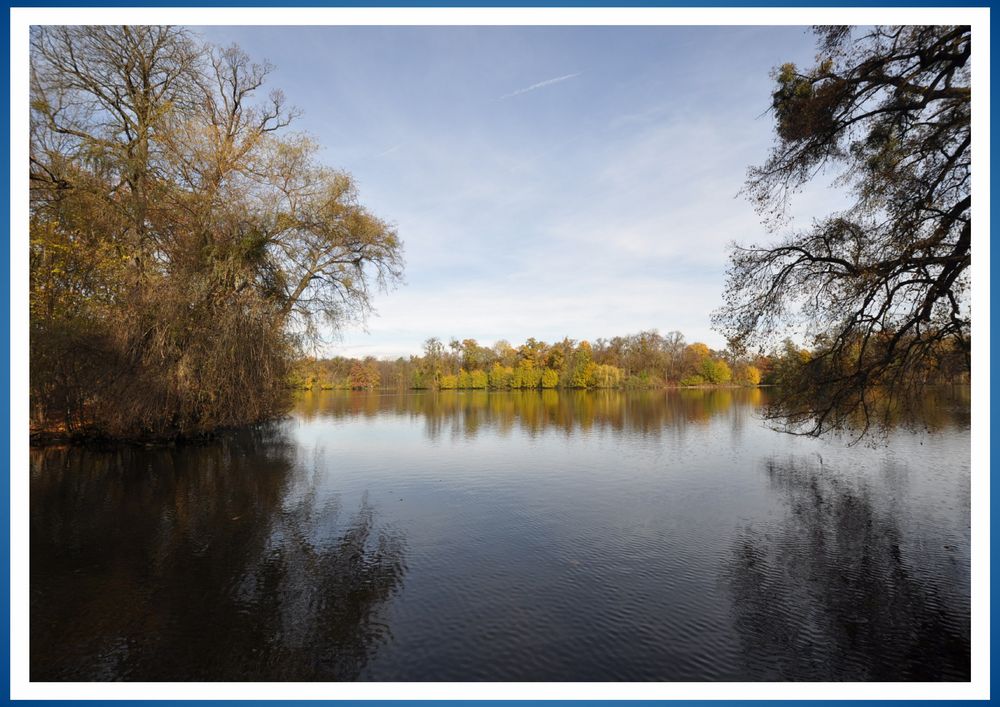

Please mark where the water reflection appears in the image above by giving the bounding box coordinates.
[296,388,764,439]
[31,389,969,682]
[30,427,406,681]
[727,458,970,681]
[295,387,968,442]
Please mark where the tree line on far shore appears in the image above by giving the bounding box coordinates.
[292,331,767,392]
[296,328,969,395]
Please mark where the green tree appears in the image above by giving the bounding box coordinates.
[513,361,542,389]
[489,363,513,389]
[469,369,489,389]
[588,364,623,388]
[700,358,732,385]
[715,26,970,437]
[680,343,711,379]
[411,368,429,390]
[567,341,595,388]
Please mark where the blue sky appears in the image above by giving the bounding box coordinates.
[196,25,831,359]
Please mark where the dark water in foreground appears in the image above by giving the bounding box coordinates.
[31,388,971,681]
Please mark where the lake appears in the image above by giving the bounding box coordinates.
[30,388,971,681]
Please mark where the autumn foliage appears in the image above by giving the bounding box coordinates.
[30,27,402,440]
[292,332,765,392]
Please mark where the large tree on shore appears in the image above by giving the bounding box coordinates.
[715,25,971,437]
[30,26,403,438]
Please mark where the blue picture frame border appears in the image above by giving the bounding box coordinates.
[3,2,992,703]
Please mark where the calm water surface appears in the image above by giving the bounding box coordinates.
[31,388,971,681]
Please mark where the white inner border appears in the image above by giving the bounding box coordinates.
[9,6,991,701]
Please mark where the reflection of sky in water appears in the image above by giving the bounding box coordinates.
[32,389,969,681]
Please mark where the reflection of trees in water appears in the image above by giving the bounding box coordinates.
[30,427,406,681]
[295,386,968,442]
[766,384,971,441]
[295,388,773,440]
[727,458,969,680]
[906,384,970,432]
[239,489,405,680]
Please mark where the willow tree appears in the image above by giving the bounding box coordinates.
[715,26,971,437]
[30,26,402,438]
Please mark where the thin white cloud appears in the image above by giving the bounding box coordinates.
[375,143,402,158]
[498,72,581,100]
